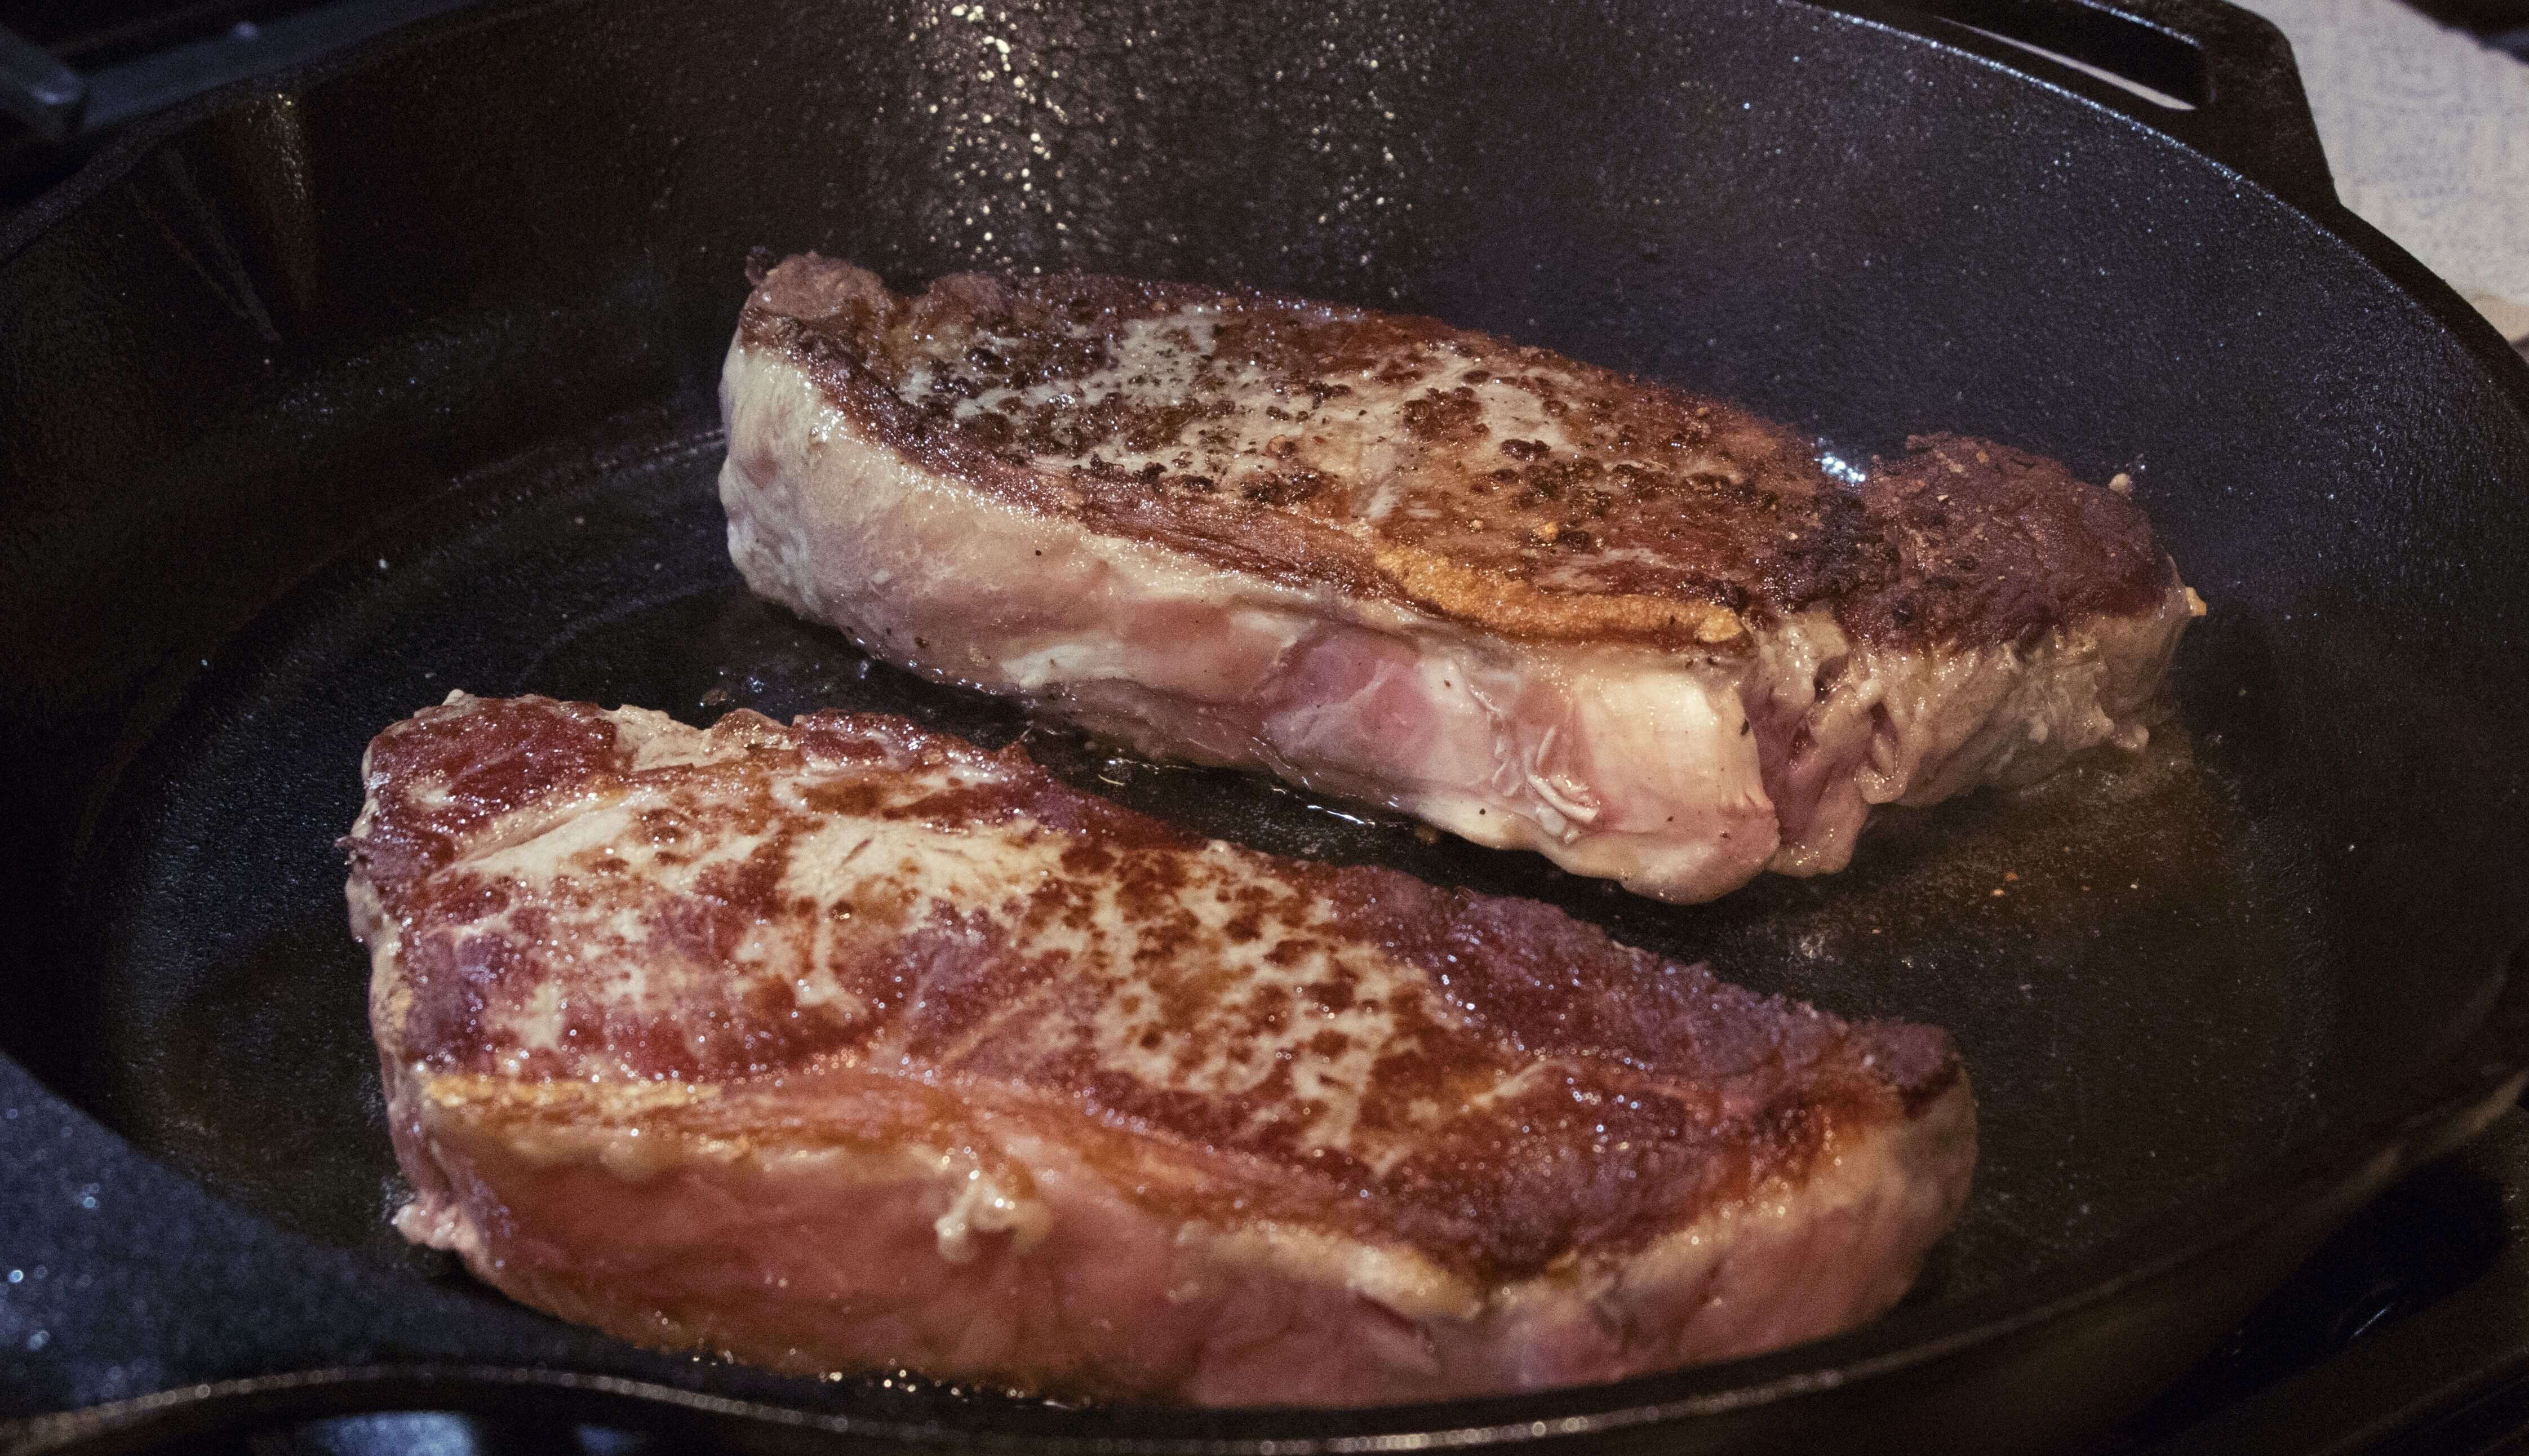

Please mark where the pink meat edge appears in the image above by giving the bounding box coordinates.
[380,1066,1976,1408]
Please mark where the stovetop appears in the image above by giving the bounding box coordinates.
[0,0,470,201]
[7,2,2529,1452]
[2107,1103,2529,1456]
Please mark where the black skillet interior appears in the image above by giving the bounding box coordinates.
[4,0,2529,1450]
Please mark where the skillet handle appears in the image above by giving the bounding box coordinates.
[1904,0,2339,213]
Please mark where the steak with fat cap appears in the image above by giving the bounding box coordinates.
[348,693,1976,1406]
[718,256,2200,902]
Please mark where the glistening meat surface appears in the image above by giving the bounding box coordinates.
[719,256,2200,902]
[346,693,1977,1406]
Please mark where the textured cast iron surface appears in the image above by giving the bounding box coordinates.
[3,0,2528,1448]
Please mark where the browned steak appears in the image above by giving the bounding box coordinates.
[347,693,1976,1406]
[720,256,2200,902]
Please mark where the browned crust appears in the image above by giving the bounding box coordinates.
[352,695,1966,1279]
[736,254,2175,651]
[1844,434,2178,643]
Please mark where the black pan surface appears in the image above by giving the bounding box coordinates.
[3,0,2527,1450]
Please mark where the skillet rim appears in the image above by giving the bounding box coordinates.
[5,0,2529,1445]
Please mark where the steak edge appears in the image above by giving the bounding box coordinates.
[348,693,1976,1406]
[720,256,2202,902]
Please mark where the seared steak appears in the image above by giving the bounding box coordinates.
[719,256,2200,902]
[348,693,1976,1406]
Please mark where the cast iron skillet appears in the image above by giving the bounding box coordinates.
[3,0,2527,1450]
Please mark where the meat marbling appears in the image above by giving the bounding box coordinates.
[348,693,1976,1406]
[718,255,2202,903]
